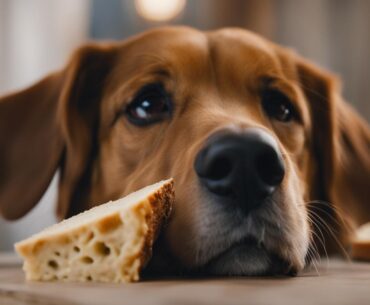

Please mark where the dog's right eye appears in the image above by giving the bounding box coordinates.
[261,89,297,123]
[125,84,171,126]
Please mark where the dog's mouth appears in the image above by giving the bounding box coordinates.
[201,238,297,276]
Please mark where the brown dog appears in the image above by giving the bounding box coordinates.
[0,27,369,276]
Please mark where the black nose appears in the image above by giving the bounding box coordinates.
[194,128,285,212]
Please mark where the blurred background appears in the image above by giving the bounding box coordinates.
[0,0,369,251]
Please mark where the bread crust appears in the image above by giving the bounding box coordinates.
[139,179,174,269]
[352,241,370,261]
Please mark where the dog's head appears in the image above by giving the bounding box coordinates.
[1,27,369,276]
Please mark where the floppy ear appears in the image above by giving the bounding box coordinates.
[296,59,370,231]
[0,73,64,219]
[0,44,116,220]
[330,94,370,225]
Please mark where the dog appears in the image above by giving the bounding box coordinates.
[0,27,369,276]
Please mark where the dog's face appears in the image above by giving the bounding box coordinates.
[90,28,314,275]
[1,27,369,276]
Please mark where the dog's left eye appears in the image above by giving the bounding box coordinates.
[261,89,297,122]
[125,84,171,126]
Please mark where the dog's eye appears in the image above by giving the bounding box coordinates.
[125,84,171,126]
[261,89,296,122]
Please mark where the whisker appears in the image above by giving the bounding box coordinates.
[306,215,325,259]
[306,213,329,268]
[308,208,351,261]
[306,246,320,276]
[306,200,354,234]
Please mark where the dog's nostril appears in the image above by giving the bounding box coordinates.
[206,156,233,180]
[256,150,285,186]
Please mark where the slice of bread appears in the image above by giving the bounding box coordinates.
[15,179,174,283]
[351,222,370,261]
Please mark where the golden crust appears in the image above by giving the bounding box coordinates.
[351,241,370,261]
[139,179,174,269]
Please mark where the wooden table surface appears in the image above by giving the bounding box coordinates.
[0,253,370,305]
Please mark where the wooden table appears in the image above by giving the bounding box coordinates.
[0,253,370,305]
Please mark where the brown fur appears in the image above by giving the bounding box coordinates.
[0,27,369,273]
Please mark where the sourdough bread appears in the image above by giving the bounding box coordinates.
[15,179,174,283]
[351,222,370,261]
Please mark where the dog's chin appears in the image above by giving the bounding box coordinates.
[203,239,296,276]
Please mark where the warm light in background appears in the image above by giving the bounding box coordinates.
[135,0,186,22]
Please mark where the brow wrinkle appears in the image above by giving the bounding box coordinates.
[130,53,172,77]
